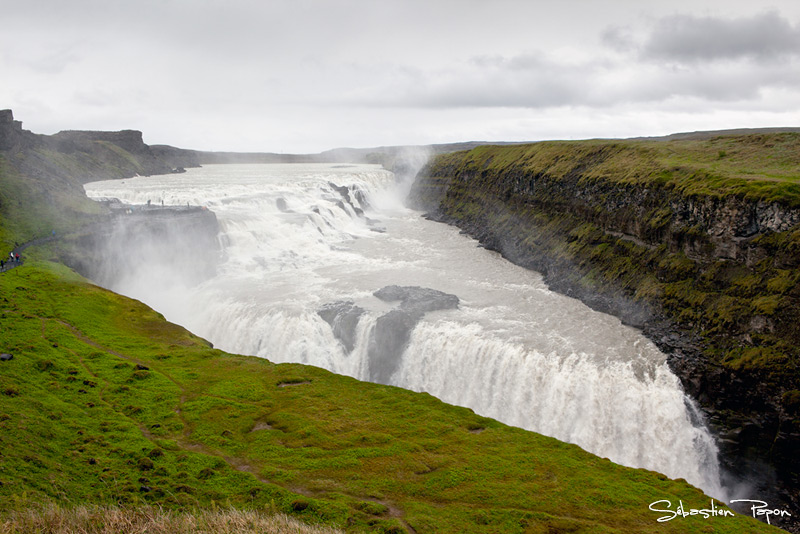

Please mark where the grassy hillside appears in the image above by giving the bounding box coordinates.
[0,260,779,533]
[1,504,342,534]
[0,154,102,250]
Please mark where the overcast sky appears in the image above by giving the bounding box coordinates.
[3,0,800,152]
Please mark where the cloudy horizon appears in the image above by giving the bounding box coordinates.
[3,0,800,153]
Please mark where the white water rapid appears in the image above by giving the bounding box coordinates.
[84,162,725,498]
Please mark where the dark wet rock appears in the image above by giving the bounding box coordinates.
[328,182,352,202]
[369,310,419,383]
[329,182,366,218]
[318,301,366,353]
[354,190,370,210]
[374,285,460,315]
[321,287,460,383]
[368,286,459,383]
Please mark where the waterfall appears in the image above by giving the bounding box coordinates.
[84,162,726,499]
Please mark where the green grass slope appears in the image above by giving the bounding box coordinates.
[0,152,105,252]
[0,261,779,533]
[1,504,344,534]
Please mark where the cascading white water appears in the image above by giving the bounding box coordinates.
[84,162,725,499]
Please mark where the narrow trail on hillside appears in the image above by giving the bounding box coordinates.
[1,234,57,273]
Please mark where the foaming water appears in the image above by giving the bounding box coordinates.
[396,321,720,491]
[84,163,725,498]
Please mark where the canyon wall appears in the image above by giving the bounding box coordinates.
[408,136,800,514]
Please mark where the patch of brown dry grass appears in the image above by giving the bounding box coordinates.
[0,505,344,534]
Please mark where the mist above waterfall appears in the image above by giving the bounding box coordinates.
[83,161,726,499]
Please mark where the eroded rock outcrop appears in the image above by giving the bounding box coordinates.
[0,109,33,151]
[369,286,459,383]
[318,286,459,383]
[0,109,199,181]
[318,301,366,353]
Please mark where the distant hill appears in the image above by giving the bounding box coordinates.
[630,126,800,141]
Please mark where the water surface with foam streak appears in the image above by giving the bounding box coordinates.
[84,163,725,498]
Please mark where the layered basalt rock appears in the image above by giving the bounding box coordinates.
[408,140,800,530]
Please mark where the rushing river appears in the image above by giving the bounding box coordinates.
[84,162,725,498]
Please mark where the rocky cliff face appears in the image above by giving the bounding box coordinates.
[61,205,221,291]
[51,129,149,155]
[409,138,800,526]
[0,109,207,248]
[0,109,35,151]
[0,109,199,182]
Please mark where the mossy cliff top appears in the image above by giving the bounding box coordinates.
[424,133,800,205]
[410,132,800,528]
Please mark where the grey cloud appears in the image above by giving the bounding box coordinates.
[342,46,800,112]
[601,26,637,53]
[24,47,82,74]
[348,54,588,109]
[5,0,800,151]
[642,11,800,62]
